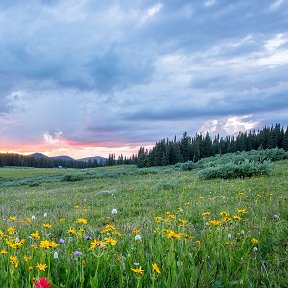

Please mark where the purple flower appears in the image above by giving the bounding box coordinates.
[73,251,82,256]
[84,235,92,240]
[59,238,65,244]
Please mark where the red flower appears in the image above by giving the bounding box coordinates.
[33,277,53,288]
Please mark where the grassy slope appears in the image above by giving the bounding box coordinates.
[0,161,287,287]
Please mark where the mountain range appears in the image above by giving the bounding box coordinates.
[29,153,107,163]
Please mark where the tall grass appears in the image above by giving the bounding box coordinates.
[0,160,287,287]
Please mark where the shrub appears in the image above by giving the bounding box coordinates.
[198,160,271,180]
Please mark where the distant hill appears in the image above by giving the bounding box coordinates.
[29,153,48,159]
[30,153,75,162]
[78,156,107,163]
[51,155,76,161]
[29,153,106,163]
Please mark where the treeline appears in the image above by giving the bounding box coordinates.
[0,154,99,169]
[0,153,138,169]
[137,123,288,167]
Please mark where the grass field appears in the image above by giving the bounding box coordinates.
[0,161,287,287]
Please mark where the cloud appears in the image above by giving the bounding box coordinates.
[0,0,287,157]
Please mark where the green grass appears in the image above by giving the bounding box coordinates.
[0,161,287,287]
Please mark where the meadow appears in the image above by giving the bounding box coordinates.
[0,160,287,287]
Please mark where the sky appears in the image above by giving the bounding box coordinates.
[0,0,288,159]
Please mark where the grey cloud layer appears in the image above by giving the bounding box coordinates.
[0,0,288,147]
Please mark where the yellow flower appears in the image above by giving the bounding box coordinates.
[28,266,33,271]
[8,227,16,235]
[195,240,201,246]
[202,212,211,216]
[220,211,229,217]
[67,228,77,234]
[251,238,259,245]
[168,214,176,219]
[208,220,222,226]
[23,255,32,262]
[105,238,117,246]
[232,215,242,220]
[36,263,47,271]
[40,240,58,249]
[31,232,40,240]
[90,240,106,250]
[9,216,17,221]
[166,230,181,239]
[131,266,144,275]
[59,217,65,222]
[42,223,52,228]
[237,209,247,214]
[154,217,163,224]
[101,224,116,234]
[1,249,8,254]
[76,218,88,224]
[152,263,161,274]
[10,256,18,268]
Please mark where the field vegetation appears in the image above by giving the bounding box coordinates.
[0,154,287,287]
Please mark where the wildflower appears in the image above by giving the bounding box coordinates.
[9,216,17,221]
[84,235,92,240]
[241,230,245,235]
[105,238,117,246]
[31,232,41,240]
[154,217,162,224]
[67,228,77,234]
[36,263,47,271]
[53,252,59,259]
[152,263,161,274]
[1,249,8,254]
[33,277,52,288]
[220,211,229,217]
[253,246,258,252]
[131,266,144,275]
[42,223,52,229]
[59,238,65,244]
[24,255,32,262]
[59,217,65,222]
[101,224,116,234]
[111,209,118,215]
[31,215,36,221]
[132,229,141,234]
[251,238,259,245]
[232,215,242,220]
[135,235,142,241]
[10,256,19,268]
[90,240,106,250]
[73,251,82,256]
[237,209,247,214]
[208,220,222,226]
[76,218,88,224]
[228,234,232,239]
[169,214,176,219]
[43,213,48,218]
[8,227,16,235]
[29,266,33,271]
[202,212,211,216]
[195,240,201,246]
[39,240,58,249]
[166,230,181,239]
[273,214,280,219]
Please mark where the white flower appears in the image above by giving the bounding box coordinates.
[43,213,48,218]
[15,237,20,243]
[228,234,232,239]
[135,235,142,241]
[31,215,36,221]
[240,230,245,235]
[53,252,59,259]
[253,246,258,252]
[134,262,140,266]
[111,209,118,215]
[273,214,280,219]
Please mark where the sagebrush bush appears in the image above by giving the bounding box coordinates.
[198,160,271,180]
